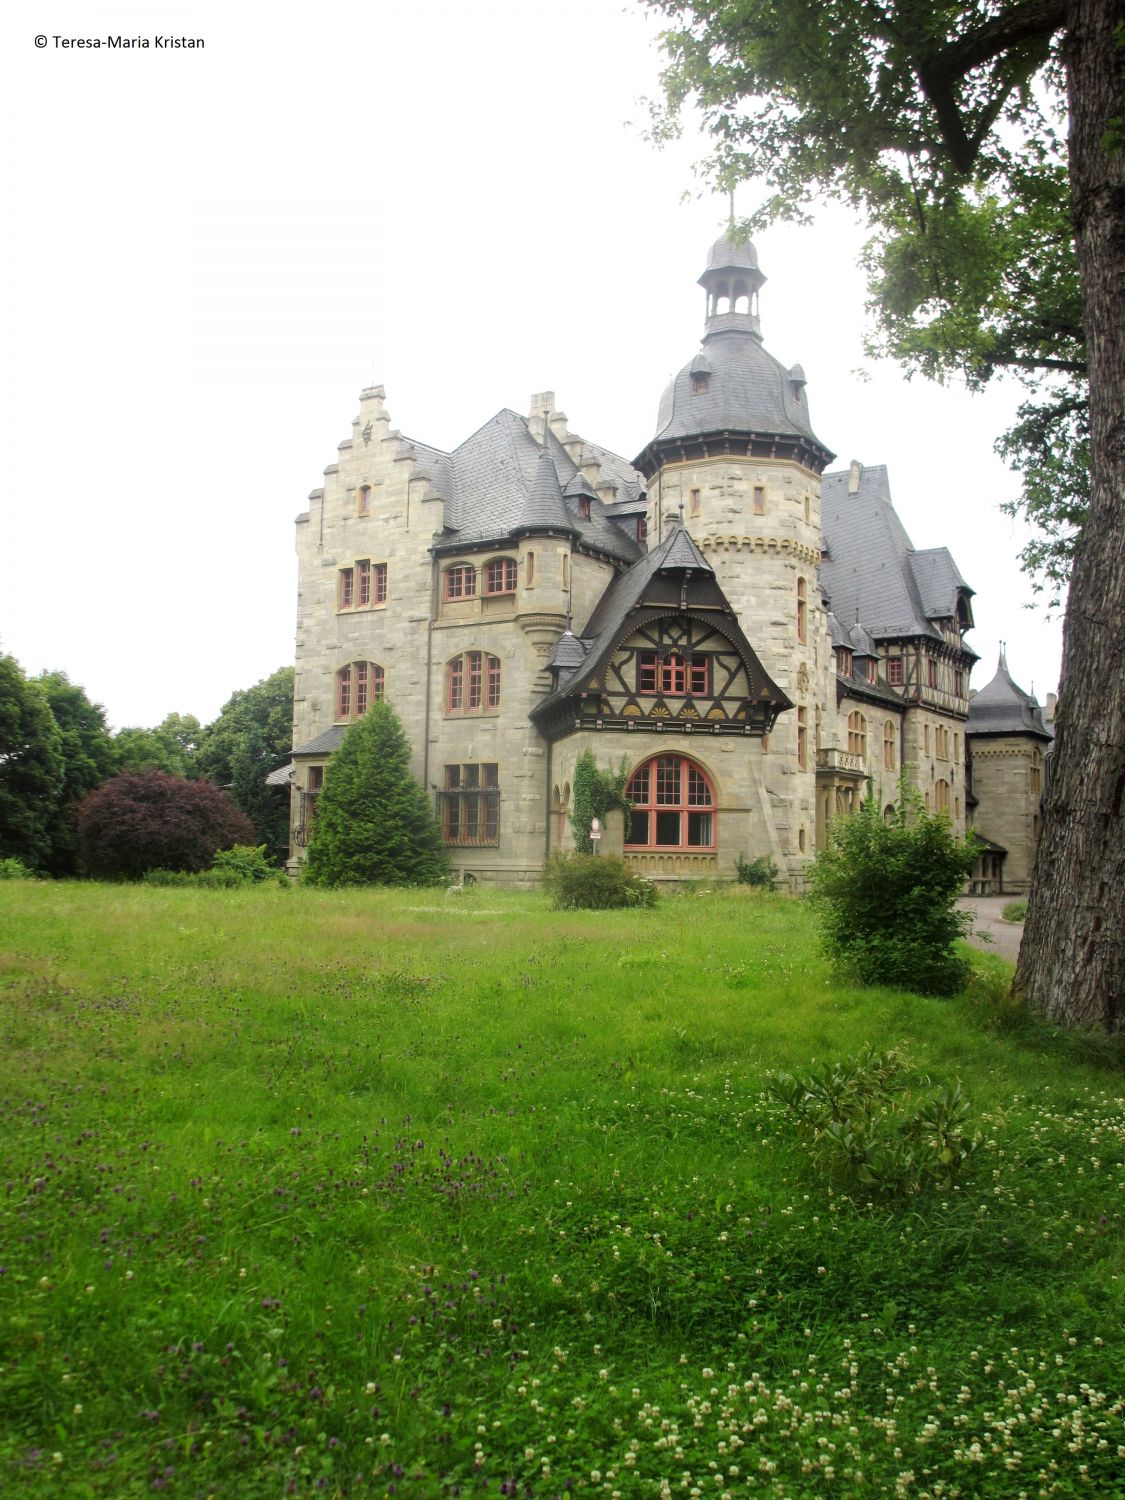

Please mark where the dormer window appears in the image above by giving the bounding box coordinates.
[691,372,710,395]
[578,497,591,520]
[866,658,878,684]
[637,515,648,543]
[837,648,853,677]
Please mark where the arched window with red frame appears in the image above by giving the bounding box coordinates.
[336,661,385,720]
[624,754,716,850]
[444,563,477,600]
[484,557,517,595]
[446,651,501,713]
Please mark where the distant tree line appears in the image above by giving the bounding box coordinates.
[0,654,294,876]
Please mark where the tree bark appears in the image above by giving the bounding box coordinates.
[1013,0,1125,1027]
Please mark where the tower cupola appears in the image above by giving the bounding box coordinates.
[698,233,766,341]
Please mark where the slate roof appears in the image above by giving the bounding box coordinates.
[700,233,761,277]
[292,726,348,756]
[265,761,295,786]
[399,411,644,564]
[653,330,827,449]
[967,652,1053,740]
[820,465,975,645]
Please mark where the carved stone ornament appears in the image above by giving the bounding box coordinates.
[361,421,373,445]
[797,662,810,693]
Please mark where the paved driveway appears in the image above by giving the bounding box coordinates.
[957,895,1024,963]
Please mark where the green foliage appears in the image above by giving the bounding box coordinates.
[0,652,64,871]
[735,852,778,888]
[768,1049,979,1197]
[1002,898,1029,923]
[0,856,35,880]
[543,851,658,909]
[34,671,117,876]
[112,715,202,778]
[570,750,631,853]
[142,866,245,889]
[645,0,1083,592]
[76,771,256,880]
[808,783,978,995]
[302,700,448,888]
[210,843,284,884]
[196,667,294,860]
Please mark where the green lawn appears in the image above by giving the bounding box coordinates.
[0,881,1121,1498]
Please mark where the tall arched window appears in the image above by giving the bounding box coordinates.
[796,577,807,644]
[624,755,715,850]
[883,720,897,771]
[935,778,951,813]
[847,711,867,757]
[446,651,501,713]
[336,661,384,720]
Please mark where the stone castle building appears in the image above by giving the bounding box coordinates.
[281,237,1047,889]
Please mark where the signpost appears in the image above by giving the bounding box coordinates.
[590,816,601,855]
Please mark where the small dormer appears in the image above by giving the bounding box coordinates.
[690,352,712,395]
[563,469,598,523]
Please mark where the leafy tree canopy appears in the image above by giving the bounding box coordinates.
[76,771,255,881]
[0,654,64,871]
[195,667,294,860]
[303,700,448,889]
[34,671,118,876]
[645,0,1083,597]
[113,714,203,778]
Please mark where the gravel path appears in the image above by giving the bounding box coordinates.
[957,895,1024,963]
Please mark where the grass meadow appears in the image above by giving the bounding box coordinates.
[0,880,1121,1498]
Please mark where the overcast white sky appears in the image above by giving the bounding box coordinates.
[1,0,1064,731]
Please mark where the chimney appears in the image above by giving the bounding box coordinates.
[848,459,863,495]
[1045,691,1057,722]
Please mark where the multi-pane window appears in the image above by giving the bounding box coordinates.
[637,516,648,543]
[796,577,807,644]
[797,706,808,770]
[441,763,499,846]
[866,658,878,684]
[637,652,710,696]
[484,557,517,595]
[444,563,477,600]
[935,779,951,813]
[341,560,386,608]
[336,661,384,720]
[1029,762,1042,794]
[847,711,867,757]
[887,657,904,687]
[446,652,501,713]
[837,648,853,677]
[625,754,715,850]
[883,720,897,771]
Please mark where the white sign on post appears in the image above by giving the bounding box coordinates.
[590,816,602,853]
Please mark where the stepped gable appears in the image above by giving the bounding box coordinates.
[968,651,1053,740]
[821,464,975,647]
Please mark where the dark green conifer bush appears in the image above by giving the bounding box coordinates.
[302,701,448,888]
[808,784,978,996]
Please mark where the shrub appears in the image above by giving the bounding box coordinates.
[0,856,35,880]
[76,772,255,880]
[735,852,779,888]
[142,868,244,889]
[211,843,282,883]
[303,701,448,888]
[543,853,657,910]
[1002,899,1028,923]
[808,784,978,996]
[768,1049,979,1197]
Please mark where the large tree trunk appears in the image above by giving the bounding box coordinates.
[1014,0,1125,1027]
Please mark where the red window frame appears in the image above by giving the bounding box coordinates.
[637,516,648,543]
[374,562,387,605]
[887,658,904,687]
[442,762,500,846]
[624,754,716,851]
[338,568,354,609]
[837,648,852,676]
[866,658,878,684]
[357,559,371,607]
[637,652,709,696]
[953,669,964,695]
[336,661,384,720]
[484,557,516,595]
[446,652,500,713]
[445,564,477,600]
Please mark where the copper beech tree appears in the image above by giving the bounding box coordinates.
[646,0,1124,1026]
